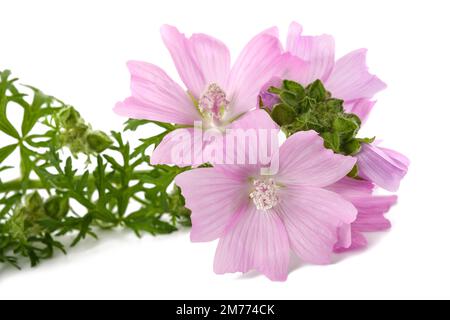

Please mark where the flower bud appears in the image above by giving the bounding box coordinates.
[24,191,44,213]
[57,106,81,129]
[44,196,70,219]
[86,131,113,153]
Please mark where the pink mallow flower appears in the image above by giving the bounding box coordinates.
[175,111,358,281]
[261,22,409,191]
[115,25,284,166]
[262,22,386,122]
[326,177,398,252]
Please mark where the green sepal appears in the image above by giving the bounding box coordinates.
[343,139,362,155]
[357,136,376,144]
[268,86,283,95]
[347,165,359,178]
[282,80,305,99]
[280,91,298,108]
[271,103,296,126]
[305,79,329,102]
[322,132,341,152]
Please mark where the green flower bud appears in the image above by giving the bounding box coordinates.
[267,78,374,157]
[6,208,27,242]
[58,106,81,129]
[11,192,48,237]
[61,124,89,154]
[25,191,44,213]
[86,131,113,153]
[44,196,70,219]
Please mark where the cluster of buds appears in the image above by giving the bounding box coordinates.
[7,192,69,240]
[57,106,113,155]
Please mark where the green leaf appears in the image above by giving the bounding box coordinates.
[21,87,53,136]
[124,119,152,131]
[0,70,191,270]
[0,166,13,173]
[0,71,21,139]
[70,213,96,247]
[0,99,21,140]
[271,104,296,126]
[0,193,22,219]
[125,215,177,236]
[0,144,17,163]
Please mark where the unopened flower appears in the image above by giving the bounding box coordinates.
[57,106,112,155]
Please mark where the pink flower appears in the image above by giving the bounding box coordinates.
[175,111,358,281]
[326,177,398,252]
[115,25,284,166]
[261,22,409,191]
[278,22,386,120]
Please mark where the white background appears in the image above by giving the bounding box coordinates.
[0,0,449,299]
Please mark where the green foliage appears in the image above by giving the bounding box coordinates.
[0,70,190,269]
[266,79,374,157]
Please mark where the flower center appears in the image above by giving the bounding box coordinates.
[198,83,229,125]
[249,179,279,211]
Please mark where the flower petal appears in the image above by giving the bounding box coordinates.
[357,143,409,192]
[189,33,230,88]
[276,131,356,187]
[325,49,387,102]
[286,22,303,53]
[276,186,357,264]
[286,23,335,84]
[213,110,280,178]
[334,231,367,253]
[326,177,374,197]
[259,76,283,109]
[160,25,206,98]
[380,146,410,169]
[114,61,200,124]
[345,99,376,124]
[260,26,280,38]
[273,53,309,85]
[175,168,249,242]
[226,33,283,118]
[214,204,290,281]
[151,128,203,166]
[335,223,352,249]
[351,195,397,232]
[333,195,396,252]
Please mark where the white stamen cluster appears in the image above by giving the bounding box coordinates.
[249,179,279,211]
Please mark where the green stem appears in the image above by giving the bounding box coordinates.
[0,170,156,194]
